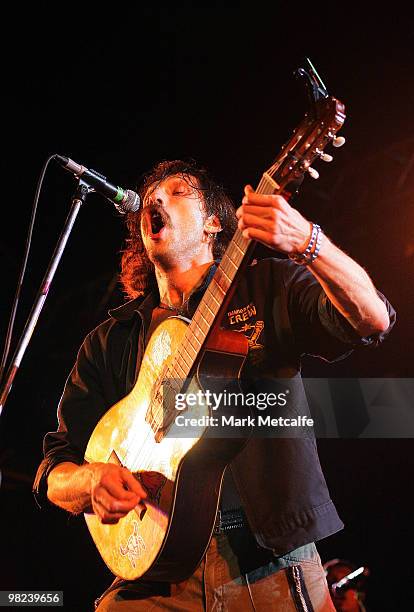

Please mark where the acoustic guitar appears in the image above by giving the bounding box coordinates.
[84,59,346,581]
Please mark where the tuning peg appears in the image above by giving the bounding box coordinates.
[320,152,333,162]
[332,136,346,148]
[308,167,319,179]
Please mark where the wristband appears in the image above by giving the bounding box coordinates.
[289,223,323,265]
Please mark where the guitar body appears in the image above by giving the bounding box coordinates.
[84,316,249,581]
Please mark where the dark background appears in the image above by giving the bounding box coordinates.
[1,3,413,610]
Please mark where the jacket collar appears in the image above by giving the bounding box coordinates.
[108,288,159,322]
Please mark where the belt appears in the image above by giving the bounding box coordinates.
[213,507,246,535]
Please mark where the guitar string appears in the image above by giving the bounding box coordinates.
[121,266,235,469]
[127,176,276,474]
[128,288,221,472]
[125,174,275,473]
[125,173,276,475]
[131,231,251,471]
[125,258,237,472]
[127,250,238,469]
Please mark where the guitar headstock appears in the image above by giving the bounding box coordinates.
[259,59,346,197]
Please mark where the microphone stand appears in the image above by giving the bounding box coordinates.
[0,181,92,416]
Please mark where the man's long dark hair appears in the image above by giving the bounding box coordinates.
[120,159,238,299]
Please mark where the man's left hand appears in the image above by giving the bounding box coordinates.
[236,185,311,255]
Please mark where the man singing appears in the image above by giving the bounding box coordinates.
[34,159,395,610]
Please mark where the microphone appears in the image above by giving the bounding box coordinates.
[55,154,140,214]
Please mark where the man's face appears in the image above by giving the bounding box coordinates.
[140,174,212,268]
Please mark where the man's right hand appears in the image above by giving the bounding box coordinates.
[88,463,147,524]
[47,461,147,523]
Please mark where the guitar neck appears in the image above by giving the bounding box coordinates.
[166,94,345,382]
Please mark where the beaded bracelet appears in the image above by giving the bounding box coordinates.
[289,223,323,265]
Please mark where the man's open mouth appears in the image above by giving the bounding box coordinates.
[147,207,168,238]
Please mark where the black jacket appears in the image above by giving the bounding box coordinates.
[33,258,396,555]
